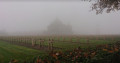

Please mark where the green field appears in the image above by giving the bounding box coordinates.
[37,38,114,51]
[0,41,46,63]
[0,36,120,62]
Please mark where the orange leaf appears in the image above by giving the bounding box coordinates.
[114,48,119,52]
[103,49,108,51]
[36,59,43,63]
[90,52,96,58]
[13,59,18,63]
[53,54,58,59]
[84,52,88,58]
[108,50,114,53]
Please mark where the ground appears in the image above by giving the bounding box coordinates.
[0,36,119,62]
[0,41,46,63]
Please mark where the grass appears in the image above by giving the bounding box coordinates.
[36,38,114,51]
[0,36,120,62]
[0,41,46,63]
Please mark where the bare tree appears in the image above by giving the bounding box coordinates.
[91,0,120,14]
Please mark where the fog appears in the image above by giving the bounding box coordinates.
[0,1,120,36]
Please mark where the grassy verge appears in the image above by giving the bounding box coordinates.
[0,41,47,63]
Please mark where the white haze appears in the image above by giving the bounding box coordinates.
[0,1,120,35]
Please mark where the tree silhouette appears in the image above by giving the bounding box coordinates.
[45,18,73,35]
[89,0,120,14]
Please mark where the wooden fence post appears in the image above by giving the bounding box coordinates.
[70,37,73,42]
[39,39,43,48]
[51,39,53,51]
[32,38,35,46]
[112,37,114,42]
[48,39,51,50]
[96,36,98,40]
[86,38,89,43]
[39,39,41,48]
[103,36,106,40]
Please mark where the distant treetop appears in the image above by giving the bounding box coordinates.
[44,18,73,35]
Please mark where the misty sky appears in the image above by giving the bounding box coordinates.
[0,1,120,35]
